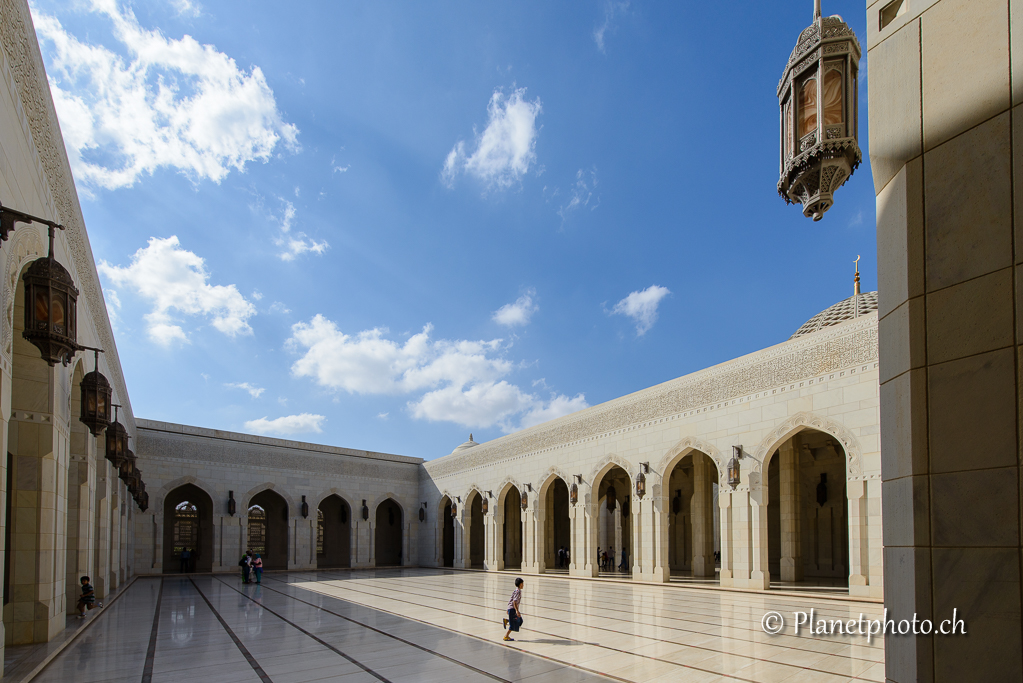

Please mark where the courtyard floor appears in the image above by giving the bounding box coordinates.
[32,568,885,683]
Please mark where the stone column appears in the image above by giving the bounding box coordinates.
[568,497,588,577]
[581,498,599,577]
[778,439,803,582]
[456,508,469,569]
[492,508,504,570]
[484,509,497,570]
[6,406,70,645]
[613,506,622,564]
[691,455,715,578]
[93,462,111,595]
[521,504,541,574]
[718,490,733,586]
[635,490,669,583]
[749,480,770,590]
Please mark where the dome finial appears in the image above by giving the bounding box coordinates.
[854,255,861,295]
[469,433,474,442]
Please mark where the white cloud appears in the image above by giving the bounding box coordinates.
[442,87,542,191]
[610,285,671,336]
[286,315,586,431]
[558,167,599,220]
[269,301,291,314]
[594,1,630,53]
[519,393,589,429]
[377,412,389,420]
[32,0,298,192]
[270,198,328,261]
[492,289,538,327]
[226,382,265,398]
[98,235,256,345]
[244,413,325,436]
[170,0,201,18]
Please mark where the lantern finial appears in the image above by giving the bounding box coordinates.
[854,255,861,295]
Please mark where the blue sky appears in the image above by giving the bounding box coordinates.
[29,0,876,459]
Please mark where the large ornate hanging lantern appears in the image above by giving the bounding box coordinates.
[777,0,861,221]
[605,485,617,512]
[635,472,646,499]
[79,348,112,436]
[22,225,79,365]
[481,495,489,515]
[137,488,149,512]
[105,405,129,469]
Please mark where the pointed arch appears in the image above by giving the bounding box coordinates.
[152,476,216,514]
[243,482,296,511]
[752,411,863,475]
[495,477,520,507]
[586,453,634,488]
[310,487,354,511]
[657,437,725,486]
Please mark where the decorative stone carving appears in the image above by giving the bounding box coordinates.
[425,318,876,480]
[655,437,725,486]
[750,411,863,476]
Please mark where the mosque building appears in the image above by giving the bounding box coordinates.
[4,0,1016,681]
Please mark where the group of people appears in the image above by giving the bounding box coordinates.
[597,546,628,572]
[555,546,571,568]
[239,551,264,584]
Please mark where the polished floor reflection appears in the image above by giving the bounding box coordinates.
[34,569,884,682]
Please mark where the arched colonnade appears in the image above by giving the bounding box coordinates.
[432,420,878,594]
[153,483,412,573]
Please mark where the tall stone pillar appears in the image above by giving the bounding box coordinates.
[456,509,470,569]
[749,481,770,590]
[691,455,715,578]
[6,399,71,645]
[93,462,111,595]
[581,498,600,577]
[609,505,617,564]
[634,490,669,583]
[568,497,589,577]
[718,490,733,586]
[521,504,541,573]
[778,439,803,582]
[484,509,497,570]
[868,1,1022,679]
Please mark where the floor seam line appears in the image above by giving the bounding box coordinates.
[187,577,274,683]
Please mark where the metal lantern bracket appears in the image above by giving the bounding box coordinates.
[0,201,63,245]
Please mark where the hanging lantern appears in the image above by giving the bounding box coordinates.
[569,483,578,506]
[137,489,149,512]
[606,485,617,512]
[361,500,369,521]
[519,491,527,511]
[419,505,426,523]
[118,447,136,484]
[451,501,458,517]
[301,495,309,518]
[79,348,112,436]
[635,472,646,499]
[777,1,861,221]
[672,490,682,515]
[105,406,129,470]
[621,496,630,518]
[22,225,79,366]
[481,495,489,515]
[727,453,741,490]
[228,491,237,516]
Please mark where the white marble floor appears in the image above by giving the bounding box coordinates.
[33,569,884,683]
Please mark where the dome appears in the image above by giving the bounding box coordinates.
[790,290,878,340]
[452,434,480,454]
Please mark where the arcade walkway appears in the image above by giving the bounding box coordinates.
[32,569,884,683]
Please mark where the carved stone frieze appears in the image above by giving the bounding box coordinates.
[0,0,135,431]
[425,317,877,480]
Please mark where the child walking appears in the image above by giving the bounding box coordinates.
[502,578,524,641]
[76,576,101,618]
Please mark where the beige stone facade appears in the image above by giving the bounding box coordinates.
[869,0,1023,680]
[419,312,882,598]
[0,0,139,664]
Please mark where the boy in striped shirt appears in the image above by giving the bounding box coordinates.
[502,578,524,641]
